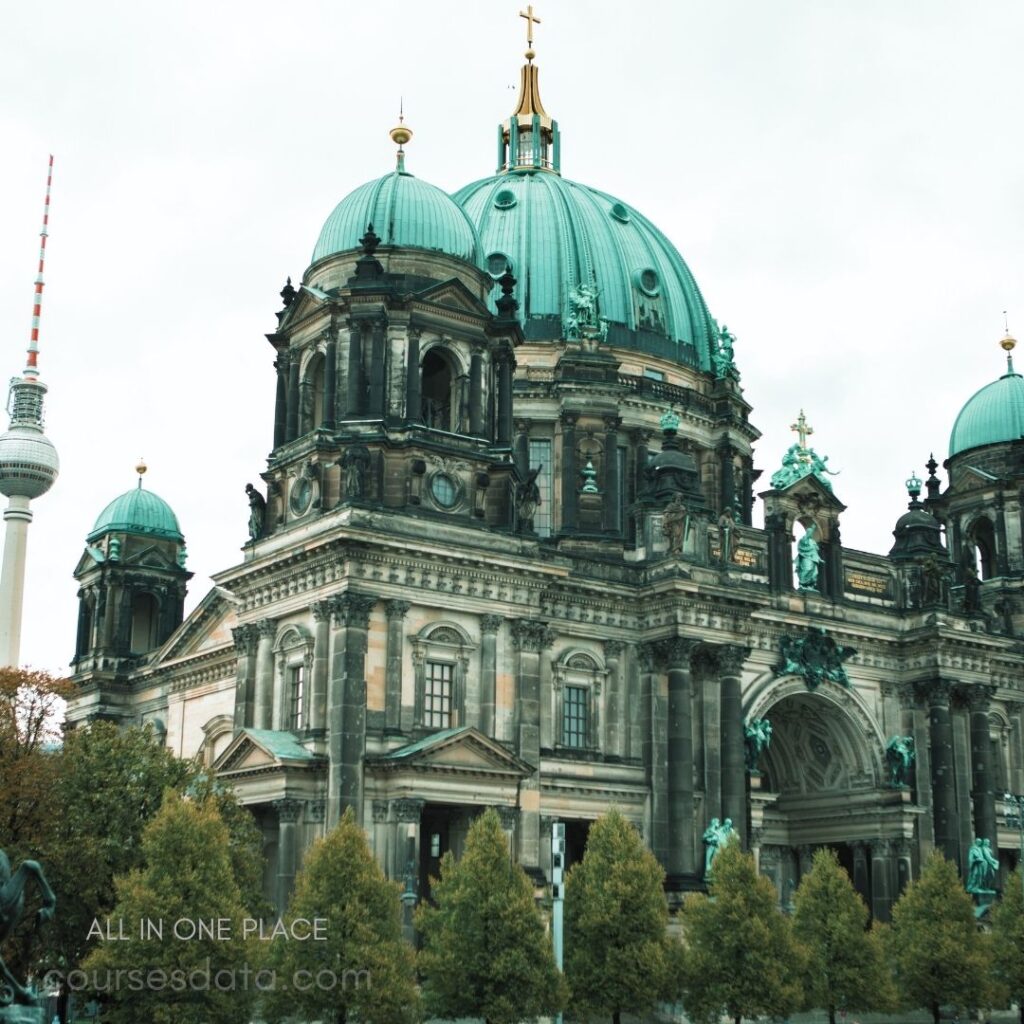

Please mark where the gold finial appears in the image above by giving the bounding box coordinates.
[520,4,541,60]
[389,98,412,148]
[136,457,147,488]
[790,409,813,452]
[1001,310,1016,351]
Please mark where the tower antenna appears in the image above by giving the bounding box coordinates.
[25,155,53,380]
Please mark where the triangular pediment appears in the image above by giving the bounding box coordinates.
[213,727,323,775]
[157,587,238,661]
[123,543,177,570]
[769,472,847,513]
[370,726,534,777]
[415,278,492,317]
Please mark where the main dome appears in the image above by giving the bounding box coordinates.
[454,171,717,371]
[88,486,183,543]
[949,368,1024,456]
[312,170,481,266]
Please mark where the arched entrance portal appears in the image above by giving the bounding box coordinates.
[747,680,918,921]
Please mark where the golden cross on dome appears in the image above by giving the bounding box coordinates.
[790,409,813,451]
[519,5,541,51]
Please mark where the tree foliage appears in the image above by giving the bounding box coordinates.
[82,790,257,1024]
[681,841,804,1024]
[889,852,992,1024]
[987,868,1024,1024]
[416,808,566,1024]
[264,806,420,1024]
[565,809,678,1022]
[793,847,896,1024]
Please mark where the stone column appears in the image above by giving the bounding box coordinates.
[323,325,337,430]
[765,512,793,594]
[274,798,303,914]
[638,642,667,864]
[231,624,259,730]
[469,345,484,436]
[966,684,998,846]
[719,443,737,511]
[632,428,652,497]
[254,618,277,731]
[286,351,300,443]
[849,840,870,906]
[383,600,410,733]
[479,614,502,737]
[1007,701,1024,795]
[405,328,421,424]
[718,644,750,849]
[870,838,895,922]
[511,619,554,875]
[393,798,424,900]
[895,837,913,895]
[603,415,621,534]
[661,637,698,878]
[496,352,513,447]
[701,656,722,826]
[371,800,390,874]
[369,319,386,417]
[346,322,365,418]
[919,680,959,865]
[273,350,288,449]
[995,492,1010,576]
[604,640,626,758]
[310,601,331,736]
[560,412,578,533]
[496,804,519,854]
[514,418,531,475]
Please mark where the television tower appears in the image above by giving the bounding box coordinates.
[0,156,60,666]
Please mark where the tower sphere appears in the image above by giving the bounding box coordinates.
[0,425,59,499]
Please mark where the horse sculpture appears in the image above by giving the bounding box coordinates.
[0,849,56,1008]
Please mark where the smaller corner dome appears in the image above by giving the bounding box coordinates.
[949,371,1024,457]
[312,172,481,266]
[88,487,184,543]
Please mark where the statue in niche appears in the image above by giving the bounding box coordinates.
[795,523,824,589]
[963,564,982,613]
[702,817,736,878]
[0,849,57,1008]
[744,718,773,772]
[662,495,689,556]
[245,483,266,541]
[921,555,945,605]
[966,837,999,894]
[885,735,915,787]
[718,506,740,565]
[515,466,542,532]
[341,445,371,500]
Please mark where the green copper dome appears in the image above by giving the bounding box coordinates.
[453,172,718,370]
[949,369,1024,456]
[312,171,481,266]
[88,486,184,543]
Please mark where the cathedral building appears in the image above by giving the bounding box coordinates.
[66,25,1024,922]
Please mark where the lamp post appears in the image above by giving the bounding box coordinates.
[1003,792,1024,897]
[551,822,565,1024]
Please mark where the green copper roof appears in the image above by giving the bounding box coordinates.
[453,172,718,369]
[244,728,318,761]
[949,370,1024,456]
[88,485,183,543]
[312,171,481,266]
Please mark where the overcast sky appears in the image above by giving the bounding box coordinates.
[1,1,1022,673]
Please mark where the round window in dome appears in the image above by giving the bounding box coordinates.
[487,252,512,278]
[430,472,459,509]
[494,190,517,210]
[610,202,631,223]
[634,268,660,297]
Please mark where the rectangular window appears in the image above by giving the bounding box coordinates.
[643,367,666,381]
[528,438,553,538]
[289,665,305,731]
[424,661,453,729]
[562,685,588,748]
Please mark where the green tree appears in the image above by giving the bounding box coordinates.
[987,868,1024,1024]
[565,809,678,1022]
[416,808,567,1024]
[889,852,992,1024]
[681,841,804,1024]
[263,806,420,1024]
[82,790,257,1024]
[793,847,896,1024]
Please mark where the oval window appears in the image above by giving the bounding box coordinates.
[610,202,631,223]
[494,189,517,210]
[487,252,512,278]
[634,267,660,297]
[431,473,458,509]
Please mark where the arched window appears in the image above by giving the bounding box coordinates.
[130,593,160,654]
[553,651,607,752]
[969,518,997,580]
[421,349,453,431]
[301,353,325,435]
[410,622,476,732]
